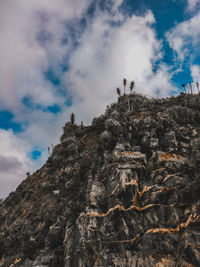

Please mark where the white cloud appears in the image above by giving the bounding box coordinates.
[166,10,200,89]
[0,0,91,111]
[190,65,200,93]
[187,0,200,10]
[0,129,33,198]
[64,10,175,120]
[166,12,200,61]
[18,110,63,149]
[191,64,200,81]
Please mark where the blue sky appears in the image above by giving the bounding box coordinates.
[0,0,200,197]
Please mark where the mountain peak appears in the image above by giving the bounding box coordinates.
[0,93,200,266]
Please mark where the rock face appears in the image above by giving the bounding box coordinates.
[0,93,200,267]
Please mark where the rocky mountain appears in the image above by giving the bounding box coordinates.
[0,93,200,267]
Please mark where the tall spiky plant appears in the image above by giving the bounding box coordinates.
[123,78,127,95]
[116,88,121,97]
[196,82,200,94]
[182,84,186,94]
[129,80,135,94]
[189,82,193,95]
[70,113,75,125]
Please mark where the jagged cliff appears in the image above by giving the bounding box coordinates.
[0,93,200,267]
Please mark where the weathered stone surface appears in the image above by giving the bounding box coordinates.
[0,93,200,266]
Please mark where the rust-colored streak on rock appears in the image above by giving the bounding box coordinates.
[9,258,21,267]
[158,152,185,162]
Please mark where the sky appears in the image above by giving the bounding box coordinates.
[0,0,200,198]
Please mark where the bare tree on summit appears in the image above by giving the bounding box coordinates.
[123,78,127,95]
[70,113,75,125]
[116,88,121,97]
[129,81,135,94]
[189,82,193,95]
[196,82,200,94]
[182,84,186,94]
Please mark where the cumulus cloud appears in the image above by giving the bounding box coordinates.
[191,64,200,81]
[166,10,200,87]
[187,0,200,11]
[18,109,64,152]
[65,10,175,121]
[0,0,175,121]
[0,0,91,111]
[189,65,200,93]
[0,129,33,198]
[166,12,200,61]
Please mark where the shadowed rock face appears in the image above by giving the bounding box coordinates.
[0,93,200,267]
